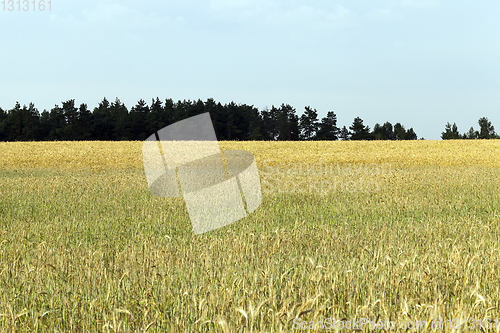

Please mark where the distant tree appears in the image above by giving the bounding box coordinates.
[48,104,66,140]
[237,103,263,140]
[278,104,300,140]
[62,99,79,140]
[288,106,300,141]
[146,97,165,134]
[22,103,40,141]
[441,122,461,140]
[477,117,497,139]
[0,107,6,141]
[38,110,51,140]
[163,98,176,126]
[207,99,228,140]
[110,98,130,140]
[339,126,350,140]
[316,111,339,140]
[190,99,206,118]
[173,100,191,123]
[372,123,383,140]
[299,106,320,140]
[260,107,278,140]
[393,123,407,140]
[405,127,418,140]
[373,121,395,140]
[386,122,398,140]
[1,97,428,142]
[248,105,264,140]
[2,102,22,140]
[217,101,261,140]
[463,126,479,140]
[76,103,93,140]
[129,99,150,140]
[92,98,113,140]
[226,103,241,140]
[349,117,372,140]
[1,102,39,141]
[222,102,240,140]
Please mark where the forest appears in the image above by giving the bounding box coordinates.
[0,97,495,141]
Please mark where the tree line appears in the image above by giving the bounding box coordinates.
[0,97,420,141]
[441,118,498,140]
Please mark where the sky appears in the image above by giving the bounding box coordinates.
[1,0,499,140]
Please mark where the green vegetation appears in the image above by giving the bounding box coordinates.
[1,142,500,332]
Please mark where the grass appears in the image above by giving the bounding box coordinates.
[0,140,499,332]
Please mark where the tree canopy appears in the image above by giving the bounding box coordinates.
[0,97,427,142]
[441,118,498,140]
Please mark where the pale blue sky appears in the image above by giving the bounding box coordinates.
[1,0,499,139]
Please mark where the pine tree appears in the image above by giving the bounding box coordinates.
[373,121,395,140]
[394,123,407,140]
[463,126,479,139]
[76,103,93,141]
[478,117,497,139]
[129,99,150,140]
[316,111,339,140]
[441,122,461,140]
[260,107,278,140]
[278,104,299,141]
[23,103,40,141]
[62,99,78,140]
[299,106,319,140]
[405,127,418,140]
[147,97,164,134]
[0,107,6,141]
[92,98,113,140]
[349,117,372,140]
[111,98,130,140]
[38,110,51,140]
[48,104,66,140]
[339,126,350,140]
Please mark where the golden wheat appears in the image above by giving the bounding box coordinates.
[2,140,500,170]
[0,140,499,332]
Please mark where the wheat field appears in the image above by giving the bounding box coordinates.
[1,140,500,332]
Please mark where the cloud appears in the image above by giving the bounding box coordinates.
[49,2,184,32]
[208,1,352,34]
[364,0,438,23]
[82,3,133,23]
[277,4,352,30]
[208,0,276,22]
[396,0,439,9]
[366,7,402,22]
[209,0,268,11]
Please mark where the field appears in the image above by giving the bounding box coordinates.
[1,140,500,332]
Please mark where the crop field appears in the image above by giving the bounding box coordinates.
[1,140,500,332]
